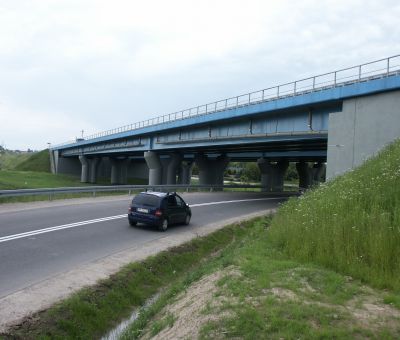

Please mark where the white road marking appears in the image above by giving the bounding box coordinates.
[0,197,282,243]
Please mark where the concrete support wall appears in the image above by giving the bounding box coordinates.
[195,154,230,186]
[327,90,400,179]
[51,152,81,176]
[257,159,288,192]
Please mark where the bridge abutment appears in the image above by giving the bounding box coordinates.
[257,159,288,192]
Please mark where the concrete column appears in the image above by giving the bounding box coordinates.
[79,155,89,183]
[312,162,326,185]
[120,158,129,185]
[110,158,129,185]
[296,162,314,190]
[166,153,182,185]
[144,151,163,185]
[89,157,100,184]
[195,154,229,186]
[257,159,289,192]
[110,158,120,185]
[178,161,193,184]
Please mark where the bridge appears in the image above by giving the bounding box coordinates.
[50,55,400,191]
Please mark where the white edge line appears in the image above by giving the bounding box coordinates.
[0,198,283,243]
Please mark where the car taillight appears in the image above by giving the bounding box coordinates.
[155,209,162,217]
[128,206,135,213]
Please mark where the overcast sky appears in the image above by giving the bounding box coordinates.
[0,0,399,150]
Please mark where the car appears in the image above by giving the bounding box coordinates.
[128,191,191,231]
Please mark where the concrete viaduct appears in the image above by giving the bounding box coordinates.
[50,55,400,191]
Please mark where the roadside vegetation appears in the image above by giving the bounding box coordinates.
[269,139,400,291]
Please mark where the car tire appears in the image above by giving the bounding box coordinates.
[184,214,191,225]
[129,220,137,227]
[159,218,168,232]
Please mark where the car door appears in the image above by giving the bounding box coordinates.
[166,195,179,224]
[174,195,187,223]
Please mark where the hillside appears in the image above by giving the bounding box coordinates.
[269,139,400,290]
[14,149,51,172]
[0,150,32,170]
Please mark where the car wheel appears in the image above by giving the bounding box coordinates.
[159,218,168,232]
[184,213,191,225]
[129,220,137,227]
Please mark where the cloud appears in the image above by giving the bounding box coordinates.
[0,0,399,149]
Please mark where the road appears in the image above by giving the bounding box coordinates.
[0,191,289,298]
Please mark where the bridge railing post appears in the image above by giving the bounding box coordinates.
[387,57,390,75]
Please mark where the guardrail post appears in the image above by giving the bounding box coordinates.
[334,71,337,86]
[359,65,362,80]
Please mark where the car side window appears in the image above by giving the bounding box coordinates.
[175,196,183,207]
[167,195,177,207]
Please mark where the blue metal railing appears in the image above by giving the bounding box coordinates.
[52,54,400,148]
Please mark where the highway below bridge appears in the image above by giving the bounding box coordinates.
[0,192,290,328]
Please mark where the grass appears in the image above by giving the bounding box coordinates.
[0,151,32,170]
[0,170,84,190]
[123,217,400,339]
[268,139,400,291]
[14,149,51,172]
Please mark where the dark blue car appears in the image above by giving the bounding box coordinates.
[128,191,191,231]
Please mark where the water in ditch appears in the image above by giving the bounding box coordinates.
[101,293,160,340]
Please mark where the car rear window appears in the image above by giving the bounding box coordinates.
[132,194,160,206]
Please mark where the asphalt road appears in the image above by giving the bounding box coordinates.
[0,191,289,298]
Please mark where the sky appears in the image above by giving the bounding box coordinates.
[0,0,399,150]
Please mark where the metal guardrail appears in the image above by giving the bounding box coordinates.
[0,184,265,199]
[52,54,400,148]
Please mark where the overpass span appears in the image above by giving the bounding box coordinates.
[50,55,400,191]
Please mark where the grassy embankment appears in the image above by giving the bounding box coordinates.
[0,150,148,203]
[3,140,400,339]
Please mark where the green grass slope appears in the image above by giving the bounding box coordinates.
[0,170,85,190]
[14,149,50,172]
[269,139,400,290]
[0,151,32,170]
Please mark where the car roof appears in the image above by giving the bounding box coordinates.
[138,191,169,197]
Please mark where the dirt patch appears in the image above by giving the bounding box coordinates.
[140,268,239,340]
[265,283,400,334]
